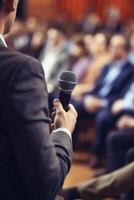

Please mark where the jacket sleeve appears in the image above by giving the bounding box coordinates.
[5,57,73,200]
[78,162,134,200]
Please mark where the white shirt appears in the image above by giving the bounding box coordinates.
[53,128,72,140]
[0,34,7,47]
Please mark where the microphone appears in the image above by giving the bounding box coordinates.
[58,71,77,112]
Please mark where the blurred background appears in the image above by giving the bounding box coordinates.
[7,0,134,198]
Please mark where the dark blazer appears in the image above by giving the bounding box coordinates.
[0,41,73,200]
[78,162,134,200]
[89,61,134,105]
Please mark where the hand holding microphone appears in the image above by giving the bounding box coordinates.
[53,99,77,133]
[51,71,78,133]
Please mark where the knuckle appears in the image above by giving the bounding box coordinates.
[57,110,63,115]
[73,109,78,116]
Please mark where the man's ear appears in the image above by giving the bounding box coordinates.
[4,0,15,13]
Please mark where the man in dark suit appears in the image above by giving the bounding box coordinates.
[0,1,77,200]
[92,79,134,168]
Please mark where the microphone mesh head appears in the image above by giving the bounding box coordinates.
[58,71,77,92]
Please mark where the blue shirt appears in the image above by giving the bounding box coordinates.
[99,59,127,97]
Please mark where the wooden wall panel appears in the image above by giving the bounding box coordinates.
[26,0,134,21]
[56,0,90,20]
[26,0,57,20]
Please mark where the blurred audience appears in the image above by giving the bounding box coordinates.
[105,5,122,33]
[82,11,103,34]
[39,25,71,92]
[72,34,134,150]
[90,35,134,167]
[4,8,134,189]
[92,77,134,168]
[5,17,46,58]
[107,115,134,172]
[69,39,91,82]
[72,33,110,100]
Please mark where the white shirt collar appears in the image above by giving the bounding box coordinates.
[0,34,7,47]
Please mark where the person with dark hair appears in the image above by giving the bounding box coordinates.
[0,1,77,200]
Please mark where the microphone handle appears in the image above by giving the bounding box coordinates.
[59,91,71,112]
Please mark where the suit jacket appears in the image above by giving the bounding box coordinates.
[78,162,134,200]
[0,41,73,200]
[89,61,134,105]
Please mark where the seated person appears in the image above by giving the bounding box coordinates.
[61,162,134,200]
[72,34,134,145]
[107,119,134,200]
[69,39,91,83]
[107,115,134,172]
[72,33,110,100]
[92,80,134,168]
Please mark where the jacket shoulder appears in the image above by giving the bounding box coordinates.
[5,48,44,76]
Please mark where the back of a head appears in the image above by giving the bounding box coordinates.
[48,24,66,37]
[0,0,19,34]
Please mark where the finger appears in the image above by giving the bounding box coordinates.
[51,112,56,121]
[68,104,78,116]
[53,99,64,112]
[51,123,54,130]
